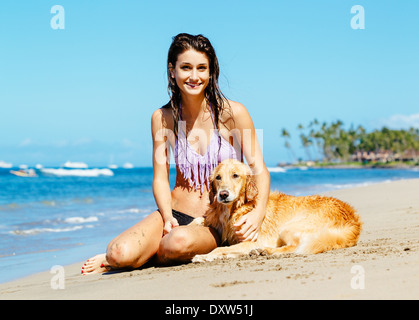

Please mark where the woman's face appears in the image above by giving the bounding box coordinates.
[170,49,210,98]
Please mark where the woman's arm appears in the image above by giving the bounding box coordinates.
[151,108,179,234]
[227,101,271,242]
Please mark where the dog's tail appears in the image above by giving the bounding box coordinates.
[296,217,362,254]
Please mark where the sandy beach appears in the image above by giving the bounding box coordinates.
[1,178,418,300]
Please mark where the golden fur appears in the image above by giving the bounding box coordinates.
[192,159,362,262]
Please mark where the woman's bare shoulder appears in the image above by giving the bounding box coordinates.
[151,105,174,131]
[225,99,244,111]
[222,99,252,127]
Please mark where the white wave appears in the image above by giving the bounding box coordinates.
[320,179,393,192]
[0,161,12,168]
[10,225,83,235]
[268,167,287,173]
[63,161,88,168]
[123,162,134,169]
[40,168,114,177]
[64,216,98,224]
[116,208,148,214]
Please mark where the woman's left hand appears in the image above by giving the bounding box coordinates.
[233,209,264,242]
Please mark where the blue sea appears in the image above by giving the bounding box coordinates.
[1,165,419,283]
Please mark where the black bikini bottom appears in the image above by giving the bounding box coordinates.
[158,209,196,226]
[172,209,196,225]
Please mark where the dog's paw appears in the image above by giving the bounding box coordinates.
[192,253,214,263]
[191,217,205,226]
[249,247,268,257]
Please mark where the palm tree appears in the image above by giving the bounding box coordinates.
[281,119,419,165]
[297,123,313,161]
[280,128,297,163]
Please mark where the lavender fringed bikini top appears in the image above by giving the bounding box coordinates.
[174,106,240,193]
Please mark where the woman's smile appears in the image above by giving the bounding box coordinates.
[185,82,203,89]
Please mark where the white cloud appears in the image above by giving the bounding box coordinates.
[52,140,69,147]
[378,113,419,129]
[121,138,138,148]
[72,138,93,146]
[18,138,33,147]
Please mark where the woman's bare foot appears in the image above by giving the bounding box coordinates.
[81,253,110,275]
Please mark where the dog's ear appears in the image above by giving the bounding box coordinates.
[245,174,258,202]
[208,173,216,205]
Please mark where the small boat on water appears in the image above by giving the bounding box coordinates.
[10,169,38,177]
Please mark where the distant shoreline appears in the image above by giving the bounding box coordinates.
[278,161,419,170]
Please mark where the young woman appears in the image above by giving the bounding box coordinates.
[82,33,270,274]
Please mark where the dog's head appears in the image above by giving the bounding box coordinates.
[209,159,258,207]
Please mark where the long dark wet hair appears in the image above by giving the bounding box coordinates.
[164,33,230,139]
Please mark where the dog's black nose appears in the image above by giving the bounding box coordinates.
[219,190,229,200]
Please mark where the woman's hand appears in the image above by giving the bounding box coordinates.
[163,217,179,235]
[233,209,264,242]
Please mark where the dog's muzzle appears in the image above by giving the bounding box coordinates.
[217,189,233,204]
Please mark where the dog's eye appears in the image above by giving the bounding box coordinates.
[232,173,239,179]
[215,175,221,180]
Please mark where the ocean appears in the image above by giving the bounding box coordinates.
[1,165,419,283]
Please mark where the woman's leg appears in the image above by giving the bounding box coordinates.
[82,212,220,274]
[156,224,220,265]
[82,210,164,274]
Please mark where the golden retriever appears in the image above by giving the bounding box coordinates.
[192,159,362,262]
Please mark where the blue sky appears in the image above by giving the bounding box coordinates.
[1,0,418,167]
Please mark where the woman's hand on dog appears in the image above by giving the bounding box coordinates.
[163,217,179,235]
[234,209,263,242]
